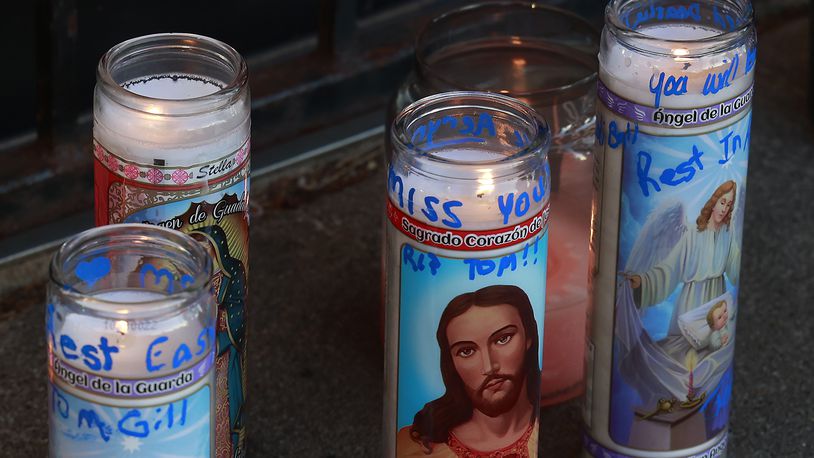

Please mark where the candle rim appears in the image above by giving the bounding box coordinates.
[65,289,199,320]
[97,32,248,116]
[391,91,550,180]
[605,0,755,58]
[414,2,601,99]
[50,223,213,320]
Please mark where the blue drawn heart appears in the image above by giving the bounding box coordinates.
[75,257,112,287]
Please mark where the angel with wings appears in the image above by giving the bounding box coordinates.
[627,180,740,333]
[615,180,742,406]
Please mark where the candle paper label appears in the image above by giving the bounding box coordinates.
[47,303,216,456]
[93,140,249,458]
[595,83,751,454]
[50,383,212,456]
[390,212,548,457]
[387,200,547,252]
[51,352,214,399]
[597,81,753,129]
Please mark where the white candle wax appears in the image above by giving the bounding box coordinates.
[394,148,546,230]
[54,289,209,380]
[94,75,249,166]
[50,288,215,413]
[602,24,751,114]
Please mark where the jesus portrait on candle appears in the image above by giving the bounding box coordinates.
[397,285,540,457]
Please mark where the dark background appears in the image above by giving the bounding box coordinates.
[0,0,601,254]
[0,0,600,142]
[0,1,811,457]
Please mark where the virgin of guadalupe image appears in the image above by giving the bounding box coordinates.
[190,226,247,458]
[615,180,741,425]
[397,285,540,458]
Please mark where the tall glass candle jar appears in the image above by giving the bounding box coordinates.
[48,224,215,457]
[584,1,755,457]
[94,34,250,457]
[384,91,551,456]
[389,3,600,405]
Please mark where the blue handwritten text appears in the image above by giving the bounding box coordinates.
[402,245,442,276]
[637,145,705,197]
[650,72,689,108]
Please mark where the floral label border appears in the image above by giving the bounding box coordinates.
[93,139,250,187]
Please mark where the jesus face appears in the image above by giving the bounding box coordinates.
[446,304,530,418]
[711,190,735,226]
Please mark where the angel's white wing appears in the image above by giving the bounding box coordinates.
[625,201,687,274]
[732,182,746,246]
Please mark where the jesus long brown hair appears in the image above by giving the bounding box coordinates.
[409,285,540,452]
[696,180,737,231]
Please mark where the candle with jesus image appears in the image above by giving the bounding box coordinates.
[383,92,552,456]
[584,1,755,457]
[93,33,250,457]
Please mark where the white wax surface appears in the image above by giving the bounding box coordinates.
[429,147,508,163]
[393,148,547,230]
[54,289,209,378]
[639,24,721,40]
[601,23,752,112]
[94,74,250,166]
[124,74,222,99]
[93,289,168,302]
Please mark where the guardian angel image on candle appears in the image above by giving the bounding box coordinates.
[607,112,750,450]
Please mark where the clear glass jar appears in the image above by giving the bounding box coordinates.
[389,2,601,406]
[94,33,250,173]
[48,224,215,457]
[585,1,755,456]
[94,33,251,457]
[383,91,551,456]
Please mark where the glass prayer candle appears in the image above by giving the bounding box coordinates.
[93,33,250,457]
[389,3,600,405]
[47,224,215,457]
[383,91,551,456]
[584,1,755,457]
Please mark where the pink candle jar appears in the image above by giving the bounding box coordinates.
[389,2,600,405]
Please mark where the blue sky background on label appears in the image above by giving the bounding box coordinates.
[397,233,548,429]
[610,113,750,444]
[124,180,248,225]
[619,113,749,340]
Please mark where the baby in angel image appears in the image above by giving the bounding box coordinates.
[676,296,734,358]
[706,301,731,351]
